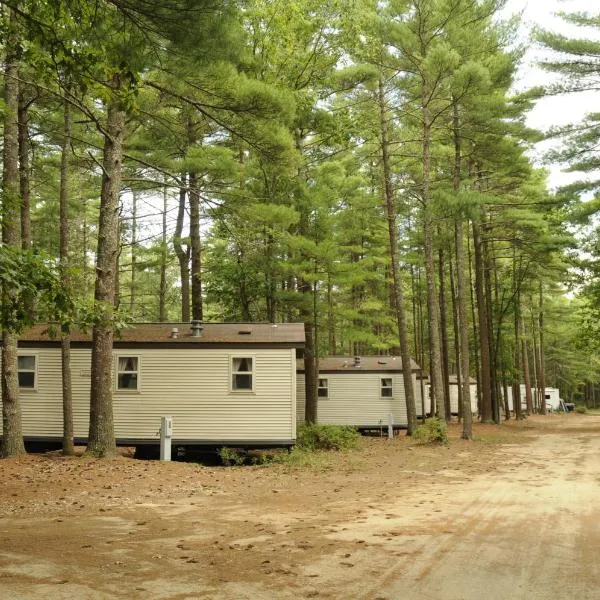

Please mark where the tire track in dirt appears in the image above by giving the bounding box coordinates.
[356,430,600,600]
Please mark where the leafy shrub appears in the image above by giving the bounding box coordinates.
[413,418,448,444]
[575,405,588,414]
[218,446,246,466]
[296,424,361,452]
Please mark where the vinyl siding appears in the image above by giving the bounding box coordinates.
[1,347,297,444]
[296,372,419,427]
[421,383,478,415]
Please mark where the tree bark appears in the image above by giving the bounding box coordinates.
[438,248,451,420]
[521,320,533,414]
[1,6,26,457]
[18,90,31,252]
[174,179,190,322]
[59,97,74,456]
[378,77,417,433]
[159,180,168,321]
[538,282,547,415]
[421,86,445,421]
[87,82,125,458]
[189,171,203,321]
[452,100,472,439]
[129,189,137,316]
[472,218,492,421]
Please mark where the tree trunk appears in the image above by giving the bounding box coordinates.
[87,83,125,458]
[538,282,547,415]
[438,248,451,420]
[159,180,168,321]
[421,87,445,421]
[377,77,417,433]
[59,97,74,456]
[452,100,472,439]
[1,7,26,457]
[130,190,137,316]
[174,178,190,322]
[522,320,533,414]
[513,252,522,420]
[189,171,203,322]
[472,218,492,421]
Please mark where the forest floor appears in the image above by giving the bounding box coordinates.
[1,413,599,600]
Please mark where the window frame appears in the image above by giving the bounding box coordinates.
[380,377,393,398]
[115,354,141,392]
[230,355,255,393]
[17,353,38,391]
[318,378,329,398]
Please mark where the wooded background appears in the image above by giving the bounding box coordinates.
[2,0,600,456]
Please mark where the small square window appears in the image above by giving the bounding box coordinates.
[18,355,37,389]
[318,378,328,398]
[381,378,393,397]
[117,356,139,391]
[232,357,253,391]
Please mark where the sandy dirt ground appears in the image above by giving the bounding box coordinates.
[1,414,599,600]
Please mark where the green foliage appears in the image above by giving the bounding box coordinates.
[218,447,246,466]
[0,246,74,331]
[296,424,361,452]
[413,418,448,444]
[575,405,588,414]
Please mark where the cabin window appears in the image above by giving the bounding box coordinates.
[232,357,253,391]
[545,393,551,400]
[381,378,393,397]
[318,378,329,398]
[116,356,139,391]
[18,355,37,389]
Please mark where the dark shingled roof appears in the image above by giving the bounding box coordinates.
[297,356,420,373]
[19,323,305,346]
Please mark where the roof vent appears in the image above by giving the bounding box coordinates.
[354,356,361,367]
[170,327,179,339]
[238,329,252,335]
[377,360,387,365]
[190,320,204,337]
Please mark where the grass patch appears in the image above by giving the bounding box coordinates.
[575,405,588,414]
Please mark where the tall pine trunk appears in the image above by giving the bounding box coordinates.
[438,248,451,420]
[538,282,547,415]
[521,320,533,414]
[472,218,492,421]
[174,179,190,322]
[421,87,445,421]
[452,100,472,439]
[377,78,417,433]
[159,180,168,321]
[189,172,203,321]
[130,190,137,316]
[1,7,26,457]
[87,83,125,458]
[59,97,74,456]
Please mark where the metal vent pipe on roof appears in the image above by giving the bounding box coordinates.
[354,355,361,367]
[190,320,204,337]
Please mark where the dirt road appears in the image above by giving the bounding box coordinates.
[0,415,599,599]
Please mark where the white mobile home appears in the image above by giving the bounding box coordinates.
[423,375,478,416]
[1,322,304,450]
[297,356,422,429]
[506,385,564,412]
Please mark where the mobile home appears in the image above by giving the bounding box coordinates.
[422,375,478,416]
[297,355,422,429]
[1,322,304,450]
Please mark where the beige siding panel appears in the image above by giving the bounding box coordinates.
[2,347,296,443]
[296,372,410,427]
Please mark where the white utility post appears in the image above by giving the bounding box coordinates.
[160,416,173,461]
[388,413,394,439]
